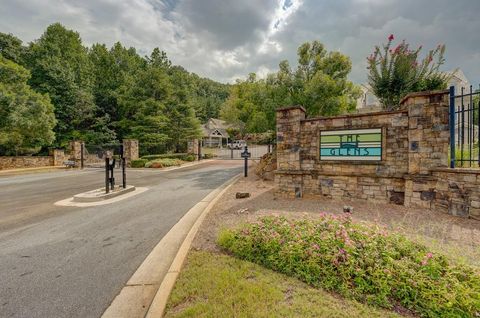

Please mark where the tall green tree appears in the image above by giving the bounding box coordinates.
[220,40,360,133]
[167,65,202,151]
[117,49,202,152]
[0,57,56,155]
[26,23,96,145]
[1,25,228,154]
[88,42,146,143]
[0,32,25,64]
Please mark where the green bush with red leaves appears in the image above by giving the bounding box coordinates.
[218,215,480,317]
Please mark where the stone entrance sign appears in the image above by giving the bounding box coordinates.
[275,90,480,221]
[320,128,382,161]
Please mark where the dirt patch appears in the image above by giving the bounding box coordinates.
[193,169,480,266]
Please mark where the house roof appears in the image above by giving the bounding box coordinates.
[202,118,234,137]
[208,118,229,129]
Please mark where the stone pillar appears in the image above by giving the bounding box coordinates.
[275,106,306,171]
[187,139,199,160]
[275,106,306,198]
[123,139,139,165]
[69,140,85,162]
[400,90,450,175]
[50,149,65,166]
[401,90,450,208]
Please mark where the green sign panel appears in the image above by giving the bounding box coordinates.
[320,128,382,161]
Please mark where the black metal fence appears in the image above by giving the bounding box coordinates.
[205,143,273,160]
[83,143,123,168]
[449,85,480,168]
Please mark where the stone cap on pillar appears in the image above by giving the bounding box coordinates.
[276,105,306,113]
[400,89,449,107]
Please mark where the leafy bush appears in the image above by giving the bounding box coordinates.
[203,153,216,159]
[218,215,480,317]
[183,154,196,162]
[255,152,276,181]
[142,153,193,161]
[145,158,183,168]
[130,159,148,168]
[367,34,448,110]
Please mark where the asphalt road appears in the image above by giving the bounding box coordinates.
[0,161,242,318]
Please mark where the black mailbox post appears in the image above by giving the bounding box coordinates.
[241,146,251,177]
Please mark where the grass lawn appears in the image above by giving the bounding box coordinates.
[164,250,403,318]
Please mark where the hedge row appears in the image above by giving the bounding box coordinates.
[141,153,196,161]
[218,215,480,317]
[145,158,183,168]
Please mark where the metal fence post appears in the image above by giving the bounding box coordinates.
[110,159,115,190]
[80,142,84,169]
[105,157,110,194]
[449,86,456,168]
[198,140,202,161]
[120,144,126,189]
[122,158,126,189]
[478,88,480,165]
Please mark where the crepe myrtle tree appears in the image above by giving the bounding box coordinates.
[367,34,449,110]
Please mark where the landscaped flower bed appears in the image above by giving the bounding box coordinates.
[145,158,183,168]
[218,215,480,317]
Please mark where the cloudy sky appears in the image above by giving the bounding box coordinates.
[1,0,480,84]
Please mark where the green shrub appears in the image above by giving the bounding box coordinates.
[183,154,196,162]
[130,159,148,168]
[218,215,480,317]
[145,158,183,168]
[203,153,216,159]
[141,153,194,161]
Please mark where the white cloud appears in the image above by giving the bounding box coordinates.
[0,0,479,84]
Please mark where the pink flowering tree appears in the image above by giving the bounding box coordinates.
[367,34,448,110]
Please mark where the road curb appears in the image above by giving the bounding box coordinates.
[101,172,241,318]
[144,173,240,318]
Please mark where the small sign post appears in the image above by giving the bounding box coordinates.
[241,146,251,177]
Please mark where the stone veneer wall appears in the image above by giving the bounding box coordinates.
[0,156,53,170]
[275,90,480,220]
[0,149,67,170]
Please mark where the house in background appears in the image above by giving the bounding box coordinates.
[356,83,382,113]
[201,118,232,148]
[448,69,471,94]
[356,69,471,113]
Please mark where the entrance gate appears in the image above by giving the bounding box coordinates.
[83,144,123,169]
[201,143,273,160]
